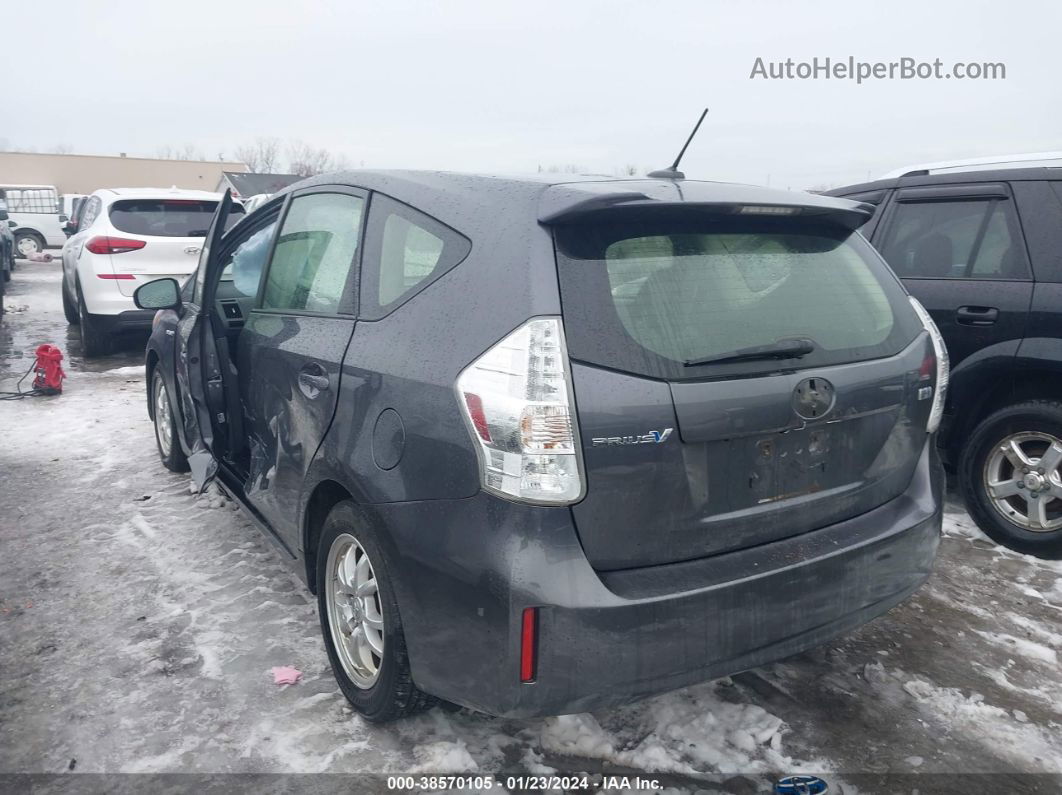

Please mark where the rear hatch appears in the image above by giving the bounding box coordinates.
[106,199,244,296]
[553,208,932,571]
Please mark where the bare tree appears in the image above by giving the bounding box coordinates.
[156,143,207,161]
[179,143,205,161]
[537,163,584,174]
[234,137,282,172]
[286,139,342,177]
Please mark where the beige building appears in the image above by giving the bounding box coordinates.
[0,151,249,195]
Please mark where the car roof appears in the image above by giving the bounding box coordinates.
[280,169,870,229]
[877,152,1062,179]
[828,166,1062,197]
[99,187,224,199]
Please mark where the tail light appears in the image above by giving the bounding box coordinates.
[456,317,585,504]
[86,236,146,255]
[909,297,949,433]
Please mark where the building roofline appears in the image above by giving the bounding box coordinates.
[0,150,249,169]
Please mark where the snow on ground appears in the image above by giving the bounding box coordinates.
[2,263,1061,790]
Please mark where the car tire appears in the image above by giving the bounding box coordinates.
[151,369,189,473]
[62,279,80,325]
[76,279,112,358]
[959,400,1062,559]
[14,232,44,260]
[316,501,435,722]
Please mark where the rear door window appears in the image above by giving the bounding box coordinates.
[260,192,365,315]
[877,199,1028,280]
[555,218,922,380]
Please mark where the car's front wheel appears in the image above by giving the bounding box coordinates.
[151,369,188,472]
[960,400,1062,559]
[316,502,434,722]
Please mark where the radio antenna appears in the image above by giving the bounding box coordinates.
[647,108,708,180]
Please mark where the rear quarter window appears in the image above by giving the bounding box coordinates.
[359,194,471,320]
[555,217,922,380]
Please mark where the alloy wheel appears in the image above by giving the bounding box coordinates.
[154,376,173,458]
[325,533,385,688]
[983,431,1062,532]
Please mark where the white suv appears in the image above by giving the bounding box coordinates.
[61,188,243,356]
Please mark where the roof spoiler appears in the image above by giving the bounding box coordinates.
[539,192,873,231]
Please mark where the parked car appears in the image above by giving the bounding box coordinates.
[830,157,1062,559]
[136,172,946,721]
[0,184,68,257]
[0,197,14,315]
[61,193,90,239]
[60,187,243,356]
[238,192,272,214]
[59,193,87,223]
[0,196,14,281]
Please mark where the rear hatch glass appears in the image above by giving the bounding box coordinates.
[555,215,928,570]
[556,218,919,380]
[109,199,243,237]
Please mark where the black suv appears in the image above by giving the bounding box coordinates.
[136,172,945,720]
[830,165,1062,558]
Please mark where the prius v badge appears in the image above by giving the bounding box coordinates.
[592,428,674,447]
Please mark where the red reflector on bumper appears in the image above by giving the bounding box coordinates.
[520,607,538,683]
[97,273,136,280]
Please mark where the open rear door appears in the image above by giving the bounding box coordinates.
[176,190,235,491]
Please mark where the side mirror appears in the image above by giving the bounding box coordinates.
[63,222,77,237]
[7,220,14,229]
[58,214,69,223]
[134,278,182,310]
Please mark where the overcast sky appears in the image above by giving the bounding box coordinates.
[5,0,1059,189]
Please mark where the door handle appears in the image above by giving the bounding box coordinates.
[297,364,330,397]
[956,306,999,326]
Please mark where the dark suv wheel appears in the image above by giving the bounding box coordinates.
[316,501,434,722]
[959,400,1062,559]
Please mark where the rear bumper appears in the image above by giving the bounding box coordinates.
[373,439,943,717]
[94,309,156,335]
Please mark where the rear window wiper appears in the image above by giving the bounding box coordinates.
[683,338,816,367]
